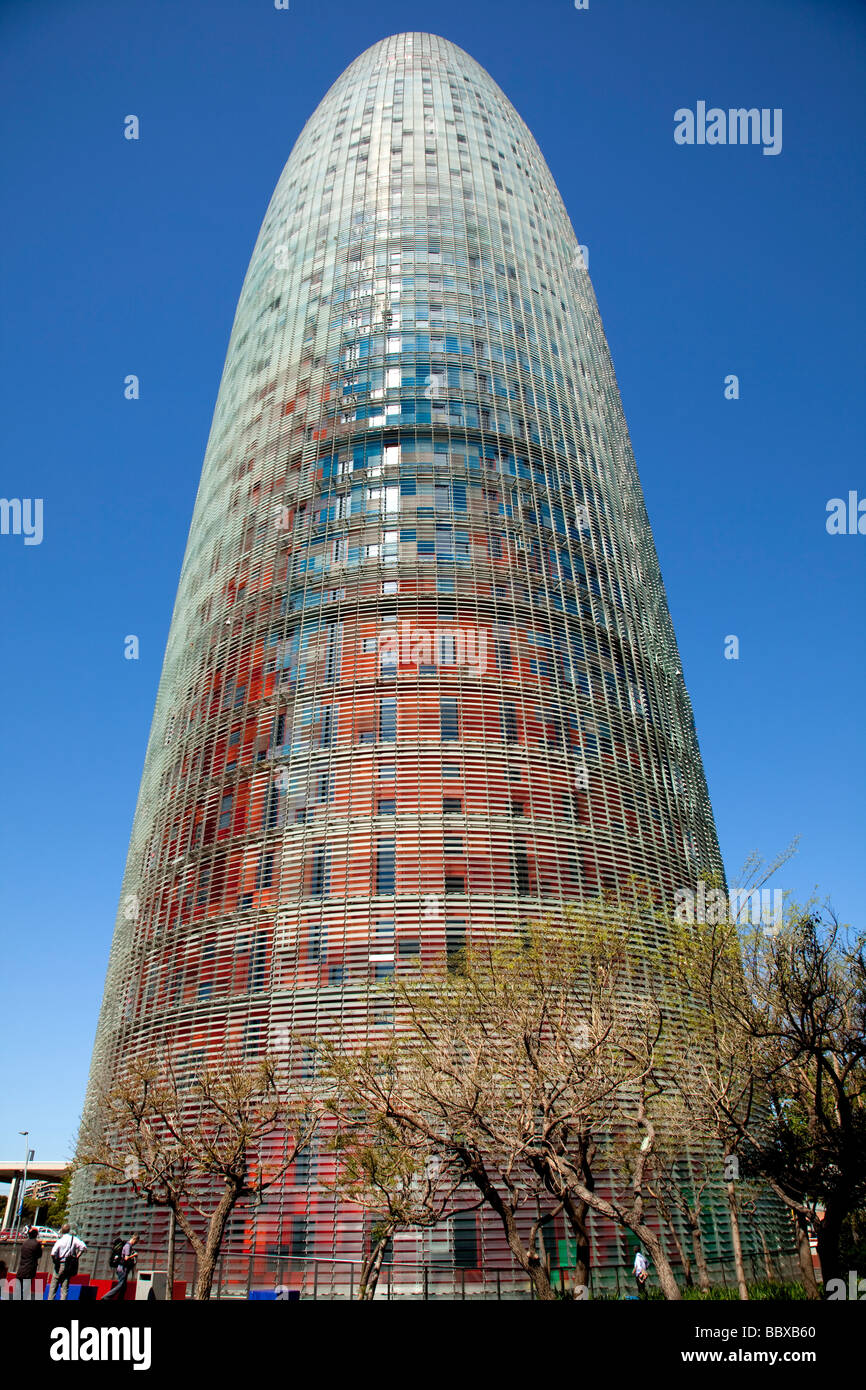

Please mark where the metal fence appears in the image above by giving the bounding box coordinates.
[14,1246,804,1300]
[0,1232,802,1300]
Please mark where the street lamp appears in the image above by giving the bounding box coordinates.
[12,1131,33,1241]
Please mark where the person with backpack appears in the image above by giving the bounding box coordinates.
[49,1224,87,1300]
[102,1233,138,1300]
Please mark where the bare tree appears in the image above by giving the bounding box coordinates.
[77,1053,318,1300]
[642,1125,713,1291]
[318,1034,565,1299]
[323,905,693,1299]
[325,1118,465,1300]
[666,904,761,1300]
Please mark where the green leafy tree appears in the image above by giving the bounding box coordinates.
[46,1170,72,1228]
[735,907,866,1289]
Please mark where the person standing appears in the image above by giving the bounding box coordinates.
[633,1247,650,1299]
[49,1224,86,1300]
[16,1226,43,1297]
[102,1233,138,1300]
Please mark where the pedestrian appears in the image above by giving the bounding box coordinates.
[16,1226,43,1295]
[49,1224,87,1301]
[102,1233,138,1300]
[633,1246,650,1299]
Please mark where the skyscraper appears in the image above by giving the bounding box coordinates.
[76,32,730,1292]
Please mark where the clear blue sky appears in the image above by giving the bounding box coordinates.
[1,0,863,1168]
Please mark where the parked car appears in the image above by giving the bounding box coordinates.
[34,1227,59,1241]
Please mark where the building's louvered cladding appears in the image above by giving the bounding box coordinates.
[73,32,739,1292]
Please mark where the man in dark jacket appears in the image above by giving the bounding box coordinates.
[16,1227,43,1295]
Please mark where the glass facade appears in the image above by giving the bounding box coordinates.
[74,32,736,1291]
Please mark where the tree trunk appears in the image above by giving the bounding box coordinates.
[358,1236,389,1301]
[167,1208,176,1294]
[170,1206,206,1300]
[795,1212,820,1299]
[639,1225,682,1300]
[194,1183,240,1300]
[758,1228,778,1283]
[667,1219,693,1286]
[466,1167,555,1300]
[657,1194,692,1286]
[557,1174,682,1299]
[687,1211,711,1292]
[726,1181,749,1300]
[816,1203,845,1290]
[524,1250,556,1300]
[560,1191,591,1291]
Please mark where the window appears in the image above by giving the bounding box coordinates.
[382,581,398,595]
[438,631,456,665]
[453,1212,477,1268]
[196,868,210,905]
[242,1017,264,1054]
[443,797,462,813]
[444,835,463,853]
[379,696,396,742]
[376,837,396,894]
[309,846,330,898]
[319,705,335,747]
[294,1146,313,1185]
[247,932,268,991]
[218,793,233,830]
[256,852,274,889]
[513,845,531,894]
[501,701,518,743]
[446,921,466,966]
[511,800,524,817]
[440,697,459,741]
[378,798,396,815]
[263,785,281,830]
[445,874,465,894]
[291,1217,307,1259]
